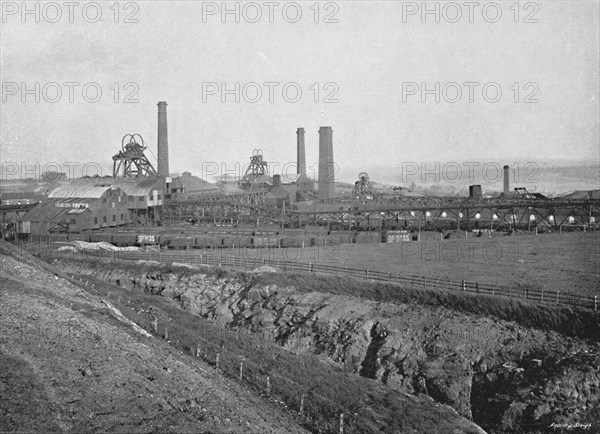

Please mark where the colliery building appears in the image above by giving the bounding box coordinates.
[21,176,166,235]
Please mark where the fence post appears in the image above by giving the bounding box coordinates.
[388,272,392,281]
[509,285,512,297]
[423,276,426,289]
[262,258,266,266]
[164,328,168,340]
[556,291,560,305]
[541,289,544,303]
[152,318,158,332]
[299,394,305,416]
[340,413,344,434]
[524,289,528,300]
[239,361,243,380]
[366,269,369,278]
[476,282,479,293]
[266,376,271,395]
[595,296,598,311]
[461,280,465,291]
[216,352,220,369]
[309,263,313,273]
[196,346,200,358]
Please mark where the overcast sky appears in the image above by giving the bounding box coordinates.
[1,1,599,183]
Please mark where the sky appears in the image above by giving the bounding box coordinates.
[1,0,599,185]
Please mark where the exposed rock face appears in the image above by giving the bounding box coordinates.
[57,260,600,433]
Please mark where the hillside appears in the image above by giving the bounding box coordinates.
[0,242,308,433]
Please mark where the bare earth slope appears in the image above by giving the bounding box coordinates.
[51,255,600,434]
[0,245,309,433]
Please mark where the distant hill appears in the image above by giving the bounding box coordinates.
[560,189,600,200]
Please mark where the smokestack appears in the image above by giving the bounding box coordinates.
[318,126,335,200]
[273,174,281,187]
[503,165,510,195]
[296,127,306,176]
[157,101,169,177]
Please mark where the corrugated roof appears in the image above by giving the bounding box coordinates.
[48,184,112,199]
[47,176,163,198]
[22,202,69,222]
[111,177,163,196]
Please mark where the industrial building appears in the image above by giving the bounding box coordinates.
[20,175,168,235]
[19,101,175,236]
[23,184,131,235]
[8,99,599,240]
[264,175,298,208]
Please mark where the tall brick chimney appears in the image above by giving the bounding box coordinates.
[157,101,169,177]
[503,165,510,196]
[296,127,306,176]
[318,126,335,200]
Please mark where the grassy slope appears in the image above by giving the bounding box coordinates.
[176,232,600,297]
[56,256,600,342]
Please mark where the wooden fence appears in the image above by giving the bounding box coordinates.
[22,243,598,311]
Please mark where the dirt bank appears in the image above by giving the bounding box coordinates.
[0,245,310,433]
[53,257,599,433]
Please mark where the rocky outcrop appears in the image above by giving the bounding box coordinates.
[55,260,600,433]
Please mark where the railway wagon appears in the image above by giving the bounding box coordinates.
[48,234,69,243]
[221,236,253,248]
[195,235,220,248]
[221,236,236,248]
[235,236,253,248]
[281,228,306,237]
[354,231,382,244]
[234,229,255,236]
[253,230,280,237]
[384,230,411,243]
[312,235,344,246]
[68,233,91,242]
[252,236,281,248]
[281,236,311,248]
[111,233,138,246]
[168,237,196,249]
[337,234,353,244]
[89,233,113,243]
[137,234,161,245]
